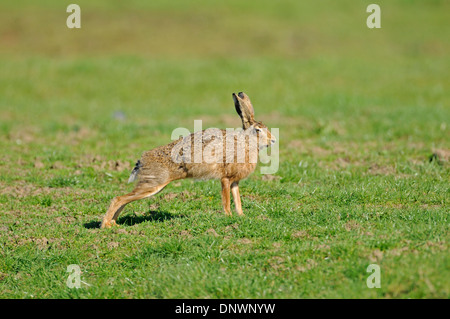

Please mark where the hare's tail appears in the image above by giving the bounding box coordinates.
[128,159,142,183]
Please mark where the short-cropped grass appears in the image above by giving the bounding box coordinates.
[0,0,448,298]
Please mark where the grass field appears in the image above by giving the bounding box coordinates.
[0,0,449,298]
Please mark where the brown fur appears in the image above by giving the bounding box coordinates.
[101,92,275,228]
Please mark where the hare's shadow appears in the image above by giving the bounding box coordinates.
[83,210,184,229]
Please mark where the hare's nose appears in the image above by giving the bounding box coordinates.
[271,139,276,144]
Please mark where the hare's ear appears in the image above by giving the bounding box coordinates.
[232,92,255,129]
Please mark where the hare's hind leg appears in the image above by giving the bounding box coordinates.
[101,182,169,228]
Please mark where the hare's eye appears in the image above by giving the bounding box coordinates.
[255,128,261,133]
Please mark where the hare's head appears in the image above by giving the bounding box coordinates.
[232,92,276,148]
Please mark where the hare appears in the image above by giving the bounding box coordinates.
[101,92,276,228]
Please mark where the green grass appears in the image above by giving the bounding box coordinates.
[0,0,449,298]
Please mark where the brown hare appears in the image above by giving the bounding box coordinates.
[101,92,276,228]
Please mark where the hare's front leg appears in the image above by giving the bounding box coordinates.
[231,182,244,216]
[220,178,232,216]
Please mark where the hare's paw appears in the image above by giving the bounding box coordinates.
[101,220,117,229]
